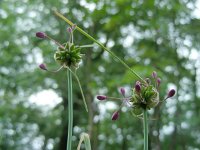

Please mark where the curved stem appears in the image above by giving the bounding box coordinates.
[67,69,73,150]
[67,67,88,112]
[143,109,148,150]
[54,11,145,83]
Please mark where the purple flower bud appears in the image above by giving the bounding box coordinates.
[36,32,46,39]
[111,111,119,121]
[120,87,125,97]
[39,64,47,70]
[97,95,107,100]
[167,89,176,98]
[135,81,141,93]
[157,78,161,86]
[67,27,72,33]
[152,71,157,78]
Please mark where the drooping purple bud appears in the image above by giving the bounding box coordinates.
[167,89,176,98]
[152,71,157,78]
[97,95,107,100]
[157,78,161,86]
[135,81,141,93]
[120,88,125,97]
[36,32,47,39]
[39,64,47,70]
[111,111,119,121]
[67,27,72,33]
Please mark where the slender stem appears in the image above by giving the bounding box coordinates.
[143,109,148,150]
[79,44,94,48]
[67,69,73,150]
[54,11,145,83]
[67,67,88,112]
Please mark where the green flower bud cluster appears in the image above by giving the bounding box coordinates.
[131,84,159,116]
[54,42,83,68]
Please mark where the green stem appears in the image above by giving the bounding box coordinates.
[67,69,73,150]
[79,44,94,48]
[67,67,88,112]
[143,109,148,150]
[54,11,145,83]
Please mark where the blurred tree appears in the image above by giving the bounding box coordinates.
[0,0,200,150]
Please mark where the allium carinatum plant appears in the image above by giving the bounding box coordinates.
[37,11,176,150]
[97,72,175,118]
[97,72,175,149]
[36,26,91,150]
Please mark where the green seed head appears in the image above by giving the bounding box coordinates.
[130,84,159,116]
[54,42,82,68]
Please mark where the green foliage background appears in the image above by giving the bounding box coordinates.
[1,0,200,149]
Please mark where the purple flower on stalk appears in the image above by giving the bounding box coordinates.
[97,95,107,100]
[157,78,161,87]
[120,87,125,97]
[152,71,157,78]
[67,27,72,33]
[135,81,141,93]
[111,111,119,121]
[36,32,47,39]
[167,89,176,98]
[39,63,47,70]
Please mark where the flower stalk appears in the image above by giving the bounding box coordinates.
[143,109,148,150]
[67,69,73,150]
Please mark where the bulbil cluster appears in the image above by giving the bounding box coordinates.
[54,43,82,68]
[97,71,175,120]
[131,81,159,116]
[36,25,83,72]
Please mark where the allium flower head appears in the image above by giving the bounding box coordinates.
[96,71,175,119]
[54,43,83,68]
[36,26,84,72]
[131,83,159,116]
